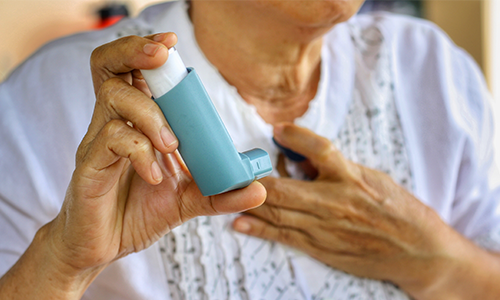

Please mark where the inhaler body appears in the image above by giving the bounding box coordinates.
[141,48,272,196]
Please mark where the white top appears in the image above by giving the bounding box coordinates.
[1,1,500,299]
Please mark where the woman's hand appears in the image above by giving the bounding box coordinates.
[2,33,266,299]
[56,32,266,271]
[233,123,498,299]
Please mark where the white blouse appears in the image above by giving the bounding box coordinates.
[0,1,499,299]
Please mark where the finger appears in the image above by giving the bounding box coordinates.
[210,181,267,214]
[233,216,386,277]
[131,69,152,97]
[261,176,385,223]
[131,32,178,95]
[157,150,190,181]
[232,215,321,256]
[179,181,267,221]
[258,176,328,219]
[77,119,162,198]
[244,203,321,230]
[273,123,354,180]
[90,34,172,92]
[86,77,177,154]
[145,32,178,47]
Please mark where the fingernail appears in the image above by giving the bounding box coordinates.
[153,33,166,42]
[234,220,251,233]
[151,161,163,182]
[161,126,177,149]
[143,43,161,56]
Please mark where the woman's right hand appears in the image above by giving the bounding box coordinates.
[2,33,266,299]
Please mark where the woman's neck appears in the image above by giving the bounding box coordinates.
[189,1,324,124]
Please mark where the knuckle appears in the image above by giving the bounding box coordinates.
[91,35,140,63]
[114,35,144,52]
[268,206,282,226]
[310,192,327,214]
[337,159,362,183]
[143,99,162,120]
[346,168,363,185]
[317,142,336,163]
[100,120,152,154]
[98,77,127,102]
[96,79,132,115]
[102,119,127,137]
[121,34,142,44]
[266,178,286,205]
[134,138,152,153]
[90,45,105,67]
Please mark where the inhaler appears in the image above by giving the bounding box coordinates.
[141,47,273,196]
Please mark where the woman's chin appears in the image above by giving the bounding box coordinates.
[261,0,364,27]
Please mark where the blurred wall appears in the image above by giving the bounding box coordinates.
[484,0,499,101]
[0,0,161,81]
[424,0,484,74]
[0,0,490,84]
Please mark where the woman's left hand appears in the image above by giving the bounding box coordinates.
[233,123,467,297]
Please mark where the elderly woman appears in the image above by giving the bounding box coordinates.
[1,0,500,299]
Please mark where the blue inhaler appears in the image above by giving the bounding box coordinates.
[141,47,272,196]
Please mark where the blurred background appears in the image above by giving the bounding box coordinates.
[0,0,159,82]
[0,0,496,96]
[1,0,499,165]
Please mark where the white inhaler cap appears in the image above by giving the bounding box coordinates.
[141,47,188,99]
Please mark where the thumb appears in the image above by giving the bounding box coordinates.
[180,181,267,221]
[209,181,267,214]
[273,123,352,180]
